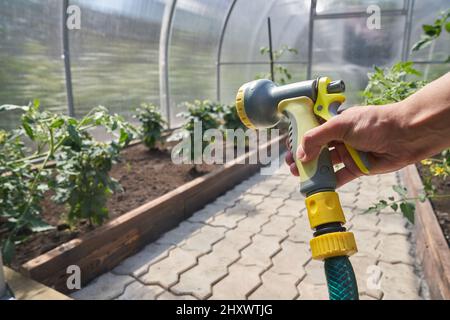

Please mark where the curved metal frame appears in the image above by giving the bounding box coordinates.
[159,0,178,128]
[216,0,238,101]
[62,0,75,117]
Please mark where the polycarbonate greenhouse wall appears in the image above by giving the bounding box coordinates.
[0,0,449,130]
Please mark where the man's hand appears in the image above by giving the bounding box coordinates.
[285,73,450,188]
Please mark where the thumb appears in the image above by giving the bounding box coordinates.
[297,117,348,162]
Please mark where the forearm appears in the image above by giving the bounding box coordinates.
[394,72,450,159]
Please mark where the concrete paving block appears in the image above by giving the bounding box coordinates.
[351,229,379,254]
[260,215,295,237]
[255,196,285,214]
[188,205,223,223]
[288,216,312,243]
[379,262,420,300]
[271,240,309,278]
[210,264,263,300]
[248,270,299,300]
[303,260,326,286]
[113,242,174,277]
[237,209,273,233]
[277,199,304,217]
[71,273,134,300]
[139,248,199,288]
[157,291,197,300]
[239,234,283,268]
[156,221,204,246]
[116,282,164,300]
[377,234,414,265]
[349,255,379,296]
[297,278,328,300]
[378,213,409,235]
[351,213,380,232]
[180,225,228,254]
[210,207,248,229]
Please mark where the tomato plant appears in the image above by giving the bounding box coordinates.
[0,102,137,263]
[135,103,166,150]
[174,100,222,162]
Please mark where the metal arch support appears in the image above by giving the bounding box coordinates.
[402,0,415,61]
[62,0,75,117]
[159,0,177,128]
[216,0,238,102]
[306,0,317,79]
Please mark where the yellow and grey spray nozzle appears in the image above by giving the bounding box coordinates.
[235,77,362,299]
[235,77,370,188]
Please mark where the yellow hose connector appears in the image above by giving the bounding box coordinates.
[305,191,357,260]
[310,231,357,260]
[305,191,345,229]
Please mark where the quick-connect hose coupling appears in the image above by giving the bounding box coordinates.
[305,191,357,260]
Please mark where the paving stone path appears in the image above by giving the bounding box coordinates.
[72,157,424,300]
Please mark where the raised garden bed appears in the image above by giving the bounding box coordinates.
[401,164,450,300]
[18,134,286,293]
[9,142,217,270]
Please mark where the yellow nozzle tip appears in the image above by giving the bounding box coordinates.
[236,84,256,129]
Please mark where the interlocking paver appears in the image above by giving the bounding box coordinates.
[379,262,420,300]
[180,225,227,254]
[210,263,263,300]
[73,157,422,300]
[172,229,253,299]
[287,216,312,243]
[188,204,224,224]
[71,273,134,300]
[139,248,199,288]
[297,277,328,300]
[113,242,174,277]
[249,271,299,300]
[277,199,304,217]
[155,221,204,246]
[116,282,164,300]
[239,234,283,268]
[210,206,248,229]
[260,215,295,237]
[157,291,196,300]
[378,213,410,235]
[377,234,414,265]
[271,240,309,278]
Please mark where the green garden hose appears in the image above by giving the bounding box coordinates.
[324,256,359,300]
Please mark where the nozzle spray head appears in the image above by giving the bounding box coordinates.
[235,79,318,129]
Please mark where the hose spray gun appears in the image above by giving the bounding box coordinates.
[235,77,371,300]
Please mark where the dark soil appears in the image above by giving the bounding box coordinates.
[417,163,450,246]
[8,143,218,269]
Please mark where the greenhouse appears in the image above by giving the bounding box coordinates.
[1,0,449,302]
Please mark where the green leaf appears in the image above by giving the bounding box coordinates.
[50,118,65,129]
[400,202,415,224]
[422,24,439,36]
[418,193,427,203]
[119,128,129,145]
[445,21,450,33]
[22,121,35,141]
[393,185,407,197]
[2,238,16,264]
[67,124,82,147]
[390,203,398,211]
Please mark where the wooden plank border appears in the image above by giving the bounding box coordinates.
[20,134,287,293]
[401,165,450,300]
